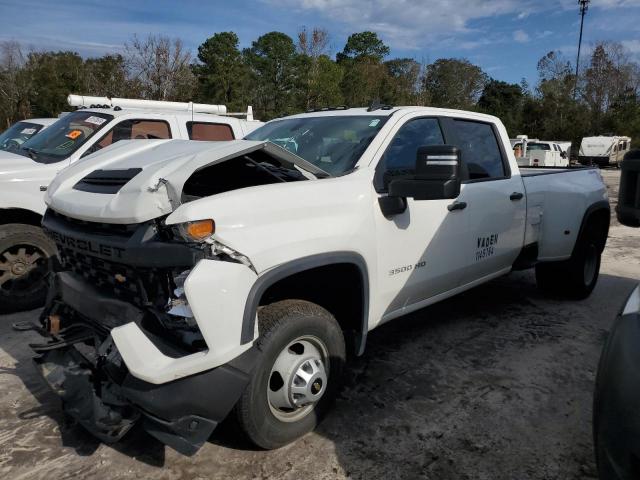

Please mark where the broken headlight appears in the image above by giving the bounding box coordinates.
[174,219,215,242]
[162,269,206,350]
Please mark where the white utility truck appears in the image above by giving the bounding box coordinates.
[0,95,261,312]
[0,118,57,152]
[578,135,632,167]
[512,135,569,167]
[24,106,610,455]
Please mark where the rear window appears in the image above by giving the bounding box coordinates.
[187,122,235,141]
[527,143,551,151]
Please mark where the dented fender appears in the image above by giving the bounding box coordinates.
[112,259,257,384]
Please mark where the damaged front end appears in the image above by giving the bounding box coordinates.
[19,210,260,455]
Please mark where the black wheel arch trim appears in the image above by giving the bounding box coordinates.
[241,252,370,355]
[576,200,610,253]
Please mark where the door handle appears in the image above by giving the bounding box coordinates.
[510,192,524,201]
[447,201,467,212]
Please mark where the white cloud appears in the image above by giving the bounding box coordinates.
[513,30,530,43]
[265,0,545,49]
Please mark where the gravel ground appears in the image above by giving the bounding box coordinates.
[0,169,638,480]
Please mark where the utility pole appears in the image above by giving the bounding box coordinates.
[574,0,590,99]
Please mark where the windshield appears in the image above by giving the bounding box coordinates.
[245,115,389,176]
[17,111,113,164]
[527,143,551,151]
[0,121,45,153]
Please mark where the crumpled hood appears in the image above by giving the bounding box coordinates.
[45,139,308,224]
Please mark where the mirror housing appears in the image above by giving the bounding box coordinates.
[388,145,462,200]
[617,149,640,227]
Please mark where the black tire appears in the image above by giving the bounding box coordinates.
[535,222,602,299]
[236,300,346,449]
[0,223,57,313]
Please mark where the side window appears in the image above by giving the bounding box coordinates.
[187,122,235,141]
[376,118,445,191]
[453,120,506,180]
[97,119,172,150]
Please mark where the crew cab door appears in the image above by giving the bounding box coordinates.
[448,119,526,285]
[372,116,469,318]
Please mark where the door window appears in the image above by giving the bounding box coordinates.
[96,119,171,150]
[376,117,445,191]
[187,122,235,141]
[453,120,506,180]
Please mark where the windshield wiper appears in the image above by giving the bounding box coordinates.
[23,147,39,160]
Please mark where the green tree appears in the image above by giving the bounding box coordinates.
[382,58,421,105]
[337,31,390,63]
[337,31,390,107]
[478,80,524,136]
[297,54,343,109]
[422,58,488,109]
[25,51,86,117]
[194,32,249,110]
[244,31,300,119]
[521,51,589,145]
[83,54,137,98]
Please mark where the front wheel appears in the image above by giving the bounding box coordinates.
[0,224,57,313]
[236,300,346,449]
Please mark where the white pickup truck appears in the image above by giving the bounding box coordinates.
[0,118,57,152]
[25,106,610,455]
[0,96,262,312]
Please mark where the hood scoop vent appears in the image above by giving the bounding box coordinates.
[74,168,143,194]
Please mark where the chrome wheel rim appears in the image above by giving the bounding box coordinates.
[267,336,329,423]
[584,244,598,285]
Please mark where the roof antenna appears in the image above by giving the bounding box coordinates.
[367,99,382,112]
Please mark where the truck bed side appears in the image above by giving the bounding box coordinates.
[521,166,608,260]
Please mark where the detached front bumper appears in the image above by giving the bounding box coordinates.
[28,271,260,455]
[594,284,640,477]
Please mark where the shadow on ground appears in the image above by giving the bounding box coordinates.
[0,268,637,479]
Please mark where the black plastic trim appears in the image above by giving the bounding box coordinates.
[74,168,143,194]
[576,200,611,254]
[241,252,370,355]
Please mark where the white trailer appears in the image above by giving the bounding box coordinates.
[579,135,632,168]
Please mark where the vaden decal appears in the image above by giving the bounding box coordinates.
[389,260,426,276]
[476,234,499,261]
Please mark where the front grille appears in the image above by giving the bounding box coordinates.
[58,246,158,306]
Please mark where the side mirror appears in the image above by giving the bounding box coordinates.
[617,149,640,227]
[560,151,567,159]
[388,145,461,200]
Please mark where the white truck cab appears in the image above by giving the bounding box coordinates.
[26,106,610,455]
[0,118,57,153]
[0,95,262,312]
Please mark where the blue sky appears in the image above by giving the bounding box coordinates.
[1,0,639,86]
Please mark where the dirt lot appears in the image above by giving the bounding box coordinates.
[0,169,638,480]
